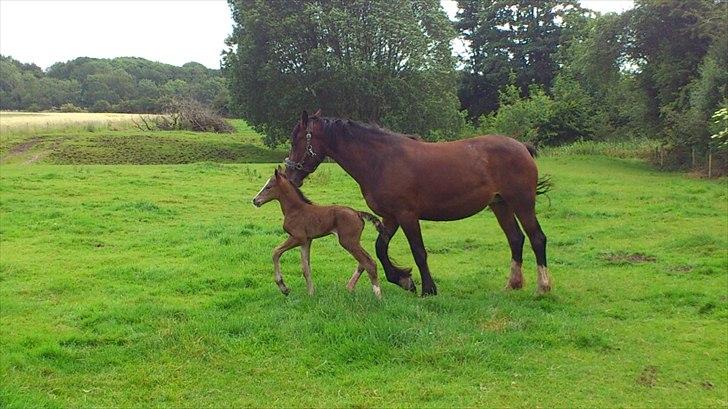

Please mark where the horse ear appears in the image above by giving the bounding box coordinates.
[313,109,321,117]
[301,110,308,126]
[274,168,280,178]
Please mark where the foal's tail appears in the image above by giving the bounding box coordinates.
[358,211,385,234]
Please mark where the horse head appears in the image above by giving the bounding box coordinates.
[284,109,327,187]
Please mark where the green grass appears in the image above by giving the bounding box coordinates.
[1,152,726,407]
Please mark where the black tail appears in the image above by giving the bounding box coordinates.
[359,211,385,234]
[536,175,553,196]
[524,142,538,158]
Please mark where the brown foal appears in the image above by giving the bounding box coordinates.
[252,168,382,298]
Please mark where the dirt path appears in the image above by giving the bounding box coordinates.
[1,137,43,164]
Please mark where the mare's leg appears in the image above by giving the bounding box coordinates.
[339,236,382,299]
[272,236,301,295]
[491,201,526,289]
[300,239,314,295]
[399,214,437,296]
[375,217,415,292]
[512,198,552,294]
[346,265,364,291]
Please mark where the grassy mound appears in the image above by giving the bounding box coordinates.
[0,118,286,165]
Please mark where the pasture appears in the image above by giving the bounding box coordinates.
[0,119,726,407]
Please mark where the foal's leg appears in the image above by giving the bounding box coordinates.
[346,265,364,292]
[300,239,315,295]
[375,217,415,292]
[491,201,526,290]
[272,236,301,295]
[513,200,552,294]
[399,214,437,296]
[339,236,382,299]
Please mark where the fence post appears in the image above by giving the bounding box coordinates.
[692,147,696,168]
[708,149,712,179]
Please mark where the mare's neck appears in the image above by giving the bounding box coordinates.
[323,126,392,187]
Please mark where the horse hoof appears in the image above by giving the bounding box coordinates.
[536,285,551,296]
[398,276,416,293]
[505,280,524,290]
[421,285,437,296]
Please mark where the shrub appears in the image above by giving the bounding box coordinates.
[59,103,86,113]
[133,98,233,133]
[91,100,111,113]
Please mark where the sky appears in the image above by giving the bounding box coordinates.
[0,0,634,70]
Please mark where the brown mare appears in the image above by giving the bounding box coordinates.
[284,110,553,296]
[252,168,383,298]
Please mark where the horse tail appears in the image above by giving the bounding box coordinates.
[536,175,553,196]
[522,142,552,196]
[358,211,385,234]
[524,142,538,158]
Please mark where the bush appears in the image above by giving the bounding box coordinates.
[475,83,556,144]
[59,103,86,113]
[133,98,233,133]
[91,100,111,113]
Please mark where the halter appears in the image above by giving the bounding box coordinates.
[284,121,318,171]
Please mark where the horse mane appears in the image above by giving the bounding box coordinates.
[285,177,313,204]
[320,117,421,141]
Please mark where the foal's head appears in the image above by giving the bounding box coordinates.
[252,168,286,207]
[252,167,310,207]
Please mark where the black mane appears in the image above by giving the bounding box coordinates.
[319,117,421,141]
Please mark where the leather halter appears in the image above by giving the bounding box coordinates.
[284,121,317,171]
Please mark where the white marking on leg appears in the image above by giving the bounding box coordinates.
[537,265,552,294]
[372,284,382,299]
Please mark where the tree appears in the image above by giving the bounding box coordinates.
[224,0,462,146]
[623,0,726,137]
[455,0,585,119]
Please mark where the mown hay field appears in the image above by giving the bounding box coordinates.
[0,112,141,132]
[0,118,726,407]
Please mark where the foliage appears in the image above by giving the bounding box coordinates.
[1,155,726,406]
[224,0,463,147]
[455,0,586,119]
[477,82,555,143]
[710,107,728,150]
[0,55,230,114]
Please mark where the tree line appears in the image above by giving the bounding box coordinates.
[2,0,725,167]
[224,0,727,166]
[0,56,230,114]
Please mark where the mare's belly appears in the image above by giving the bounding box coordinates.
[418,190,494,221]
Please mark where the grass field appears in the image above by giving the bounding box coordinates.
[0,117,727,407]
[0,112,141,133]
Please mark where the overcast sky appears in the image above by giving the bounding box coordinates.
[0,0,634,70]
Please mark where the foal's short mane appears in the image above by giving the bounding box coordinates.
[286,177,313,204]
[319,117,421,141]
